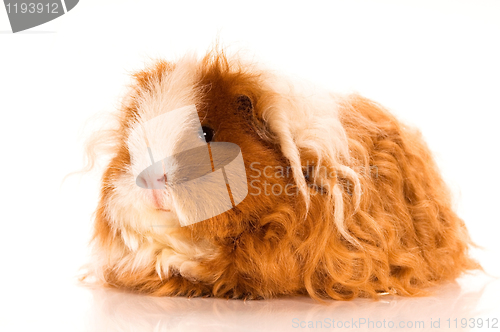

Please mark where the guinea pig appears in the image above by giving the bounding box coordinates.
[84,48,480,300]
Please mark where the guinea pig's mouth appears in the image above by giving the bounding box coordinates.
[156,208,172,213]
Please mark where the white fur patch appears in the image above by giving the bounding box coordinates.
[102,56,219,281]
[258,74,360,242]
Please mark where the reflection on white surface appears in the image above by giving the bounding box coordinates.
[85,272,499,332]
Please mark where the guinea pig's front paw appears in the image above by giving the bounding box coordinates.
[155,248,215,284]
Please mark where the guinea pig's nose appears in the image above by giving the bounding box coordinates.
[136,162,167,190]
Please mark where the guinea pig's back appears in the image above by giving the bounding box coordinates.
[336,94,480,294]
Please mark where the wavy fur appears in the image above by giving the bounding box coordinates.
[83,48,480,300]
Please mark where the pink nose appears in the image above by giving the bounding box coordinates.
[136,163,167,190]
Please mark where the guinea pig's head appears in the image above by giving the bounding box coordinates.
[97,51,339,244]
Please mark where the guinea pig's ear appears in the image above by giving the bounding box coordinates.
[234,94,275,141]
[235,95,253,115]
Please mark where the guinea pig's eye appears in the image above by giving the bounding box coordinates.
[200,125,215,143]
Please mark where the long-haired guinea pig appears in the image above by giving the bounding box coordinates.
[84,48,480,300]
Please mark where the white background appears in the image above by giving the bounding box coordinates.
[1,0,499,331]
